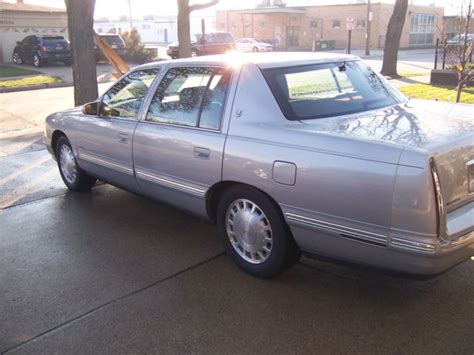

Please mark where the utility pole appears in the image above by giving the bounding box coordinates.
[127,0,133,30]
[365,0,372,56]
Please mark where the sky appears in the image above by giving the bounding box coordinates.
[5,0,470,18]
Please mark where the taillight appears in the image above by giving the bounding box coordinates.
[429,158,447,243]
[41,46,48,52]
[468,159,474,194]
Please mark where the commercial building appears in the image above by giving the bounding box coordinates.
[216,2,444,50]
[0,1,67,63]
[94,15,216,45]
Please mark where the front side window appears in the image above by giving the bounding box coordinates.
[146,67,231,130]
[262,61,405,120]
[100,69,159,119]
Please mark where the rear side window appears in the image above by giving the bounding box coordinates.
[146,67,231,130]
[216,32,234,43]
[262,61,404,120]
[42,37,68,46]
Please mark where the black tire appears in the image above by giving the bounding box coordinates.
[55,136,96,191]
[217,185,300,278]
[12,52,22,65]
[191,49,198,57]
[33,53,42,67]
[252,46,259,52]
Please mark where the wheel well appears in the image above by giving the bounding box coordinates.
[206,181,284,224]
[51,130,66,157]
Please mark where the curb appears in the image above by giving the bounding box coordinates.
[0,82,72,94]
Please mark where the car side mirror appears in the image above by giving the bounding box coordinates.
[82,101,99,115]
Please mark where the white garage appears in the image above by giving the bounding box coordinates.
[0,2,68,63]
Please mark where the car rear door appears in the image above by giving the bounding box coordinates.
[74,68,159,191]
[132,65,234,217]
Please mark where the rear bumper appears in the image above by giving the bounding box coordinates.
[41,52,71,61]
[288,218,474,276]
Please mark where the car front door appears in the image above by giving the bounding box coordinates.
[132,65,233,217]
[74,68,159,191]
[18,36,34,62]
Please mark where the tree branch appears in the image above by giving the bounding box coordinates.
[189,0,219,12]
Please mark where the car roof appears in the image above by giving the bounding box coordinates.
[138,52,359,70]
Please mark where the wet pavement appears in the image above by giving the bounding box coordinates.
[1,81,473,354]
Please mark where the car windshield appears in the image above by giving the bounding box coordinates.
[262,60,405,120]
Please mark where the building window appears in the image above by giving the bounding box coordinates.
[332,20,341,28]
[310,20,318,28]
[410,13,435,45]
[356,19,365,28]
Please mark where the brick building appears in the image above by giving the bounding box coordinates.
[216,2,444,51]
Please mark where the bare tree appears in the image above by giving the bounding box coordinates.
[380,0,408,77]
[177,0,219,58]
[455,0,473,103]
[64,0,98,106]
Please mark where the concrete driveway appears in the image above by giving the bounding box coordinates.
[1,84,473,354]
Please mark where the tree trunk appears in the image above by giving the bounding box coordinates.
[65,0,98,106]
[380,0,408,77]
[176,0,218,58]
[177,0,192,58]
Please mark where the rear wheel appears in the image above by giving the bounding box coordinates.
[12,52,22,65]
[55,136,96,191]
[252,46,259,52]
[217,185,300,278]
[33,53,42,67]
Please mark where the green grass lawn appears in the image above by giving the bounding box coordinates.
[0,64,42,78]
[0,75,63,89]
[400,83,474,104]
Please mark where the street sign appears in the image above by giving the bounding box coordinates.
[346,17,354,31]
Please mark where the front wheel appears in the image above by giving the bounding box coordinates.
[217,185,300,278]
[56,136,96,191]
[252,46,259,52]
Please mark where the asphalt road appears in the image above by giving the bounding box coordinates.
[1,65,473,354]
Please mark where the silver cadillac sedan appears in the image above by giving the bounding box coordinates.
[44,52,474,278]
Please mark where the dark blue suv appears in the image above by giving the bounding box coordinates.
[12,35,71,67]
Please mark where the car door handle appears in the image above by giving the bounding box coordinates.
[118,133,128,144]
[194,147,210,160]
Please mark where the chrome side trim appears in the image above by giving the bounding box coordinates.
[79,151,133,175]
[429,158,448,243]
[285,212,388,246]
[391,237,436,253]
[135,169,206,197]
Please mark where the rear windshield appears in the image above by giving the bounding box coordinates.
[101,35,125,46]
[262,61,405,120]
[42,37,67,45]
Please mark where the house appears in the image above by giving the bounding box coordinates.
[0,1,67,63]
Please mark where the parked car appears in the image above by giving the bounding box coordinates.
[447,33,473,45]
[95,33,127,61]
[166,31,235,58]
[236,38,273,52]
[12,35,71,67]
[44,53,474,278]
